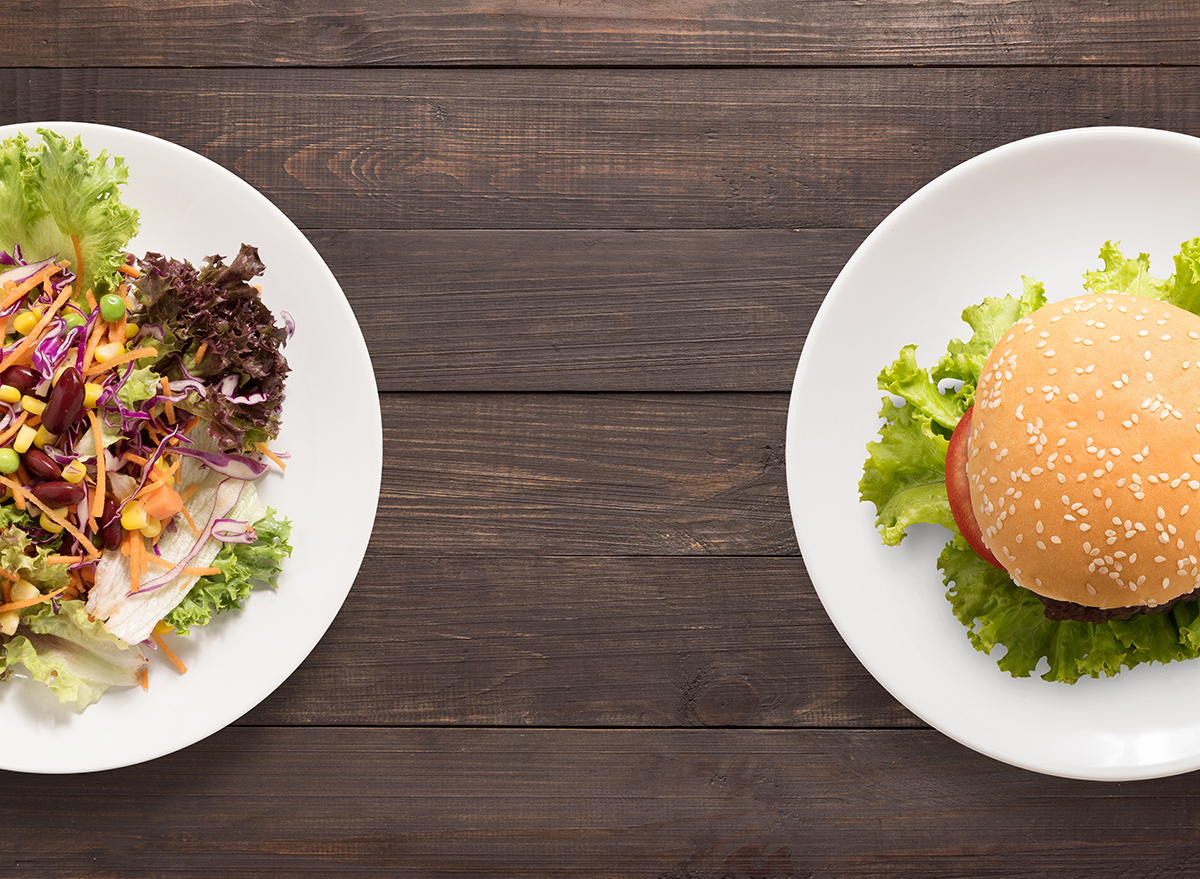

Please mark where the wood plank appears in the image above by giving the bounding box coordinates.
[375,393,797,556]
[8,726,1197,877]
[5,68,1200,230]
[3,1,1199,68]
[320,229,850,393]
[239,555,919,729]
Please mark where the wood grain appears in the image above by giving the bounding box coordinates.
[319,229,848,392]
[7,726,1199,878]
[3,1,1198,68]
[239,555,918,729]
[376,393,796,556]
[3,68,1200,230]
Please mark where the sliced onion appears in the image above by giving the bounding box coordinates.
[0,256,57,288]
[211,518,257,543]
[170,446,269,480]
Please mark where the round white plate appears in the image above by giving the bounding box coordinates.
[787,126,1200,781]
[0,122,381,773]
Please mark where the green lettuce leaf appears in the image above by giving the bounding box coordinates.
[932,276,1047,403]
[163,510,292,636]
[860,396,954,545]
[5,600,146,708]
[0,504,70,592]
[0,129,139,297]
[1083,237,1200,316]
[860,284,1044,546]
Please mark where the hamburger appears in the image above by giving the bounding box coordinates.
[861,238,1200,681]
[961,291,1200,623]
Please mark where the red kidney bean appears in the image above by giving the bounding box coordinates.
[2,364,38,393]
[42,366,84,434]
[100,497,122,551]
[30,480,85,508]
[21,448,61,481]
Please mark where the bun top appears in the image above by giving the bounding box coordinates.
[967,291,1200,609]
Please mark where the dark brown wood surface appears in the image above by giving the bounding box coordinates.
[4,3,1200,877]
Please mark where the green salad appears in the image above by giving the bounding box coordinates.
[0,129,292,707]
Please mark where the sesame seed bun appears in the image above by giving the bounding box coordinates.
[967,291,1200,610]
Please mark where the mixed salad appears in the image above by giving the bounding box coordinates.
[0,129,291,707]
[861,238,1200,683]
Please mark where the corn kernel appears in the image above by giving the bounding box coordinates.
[83,382,103,408]
[0,384,20,404]
[11,579,38,602]
[61,459,86,484]
[32,425,55,449]
[13,309,41,336]
[13,424,36,454]
[140,515,162,540]
[121,500,148,532]
[94,341,124,363]
[0,611,18,636]
[153,620,175,636]
[124,323,139,340]
[19,395,45,416]
[38,510,65,534]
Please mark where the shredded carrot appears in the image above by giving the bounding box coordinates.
[256,443,288,471]
[122,451,149,466]
[0,284,74,374]
[81,315,107,374]
[86,408,106,525]
[70,234,84,290]
[179,503,200,535]
[0,569,19,583]
[84,288,97,312]
[44,555,82,567]
[138,666,149,691]
[0,411,28,447]
[0,475,26,511]
[142,555,219,577]
[150,630,187,674]
[0,585,68,614]
[180,483,199,502]
[108,314,127,346]
[1,580,9,605]
[117,263,139,279]
[119,528,131,557]
[0,263,60,311]
[194,341,208,365]
[129,535,142,593]
[160,376,176,424]
[83,346,157,377]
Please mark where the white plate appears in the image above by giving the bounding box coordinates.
[0,122,381,773]
[787,126,1200,781]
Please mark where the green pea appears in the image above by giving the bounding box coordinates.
[99,293,126,323]
[0,448,19,475]
[62,309,86,330]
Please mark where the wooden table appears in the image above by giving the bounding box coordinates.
[4,3,1200,876]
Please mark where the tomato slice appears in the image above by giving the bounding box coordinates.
[945,405,1005,571]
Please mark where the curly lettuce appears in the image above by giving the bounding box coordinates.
[861,240,1200,683]
[163,510,292,636]
[0,129,139,296]
[132,245,290,450]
